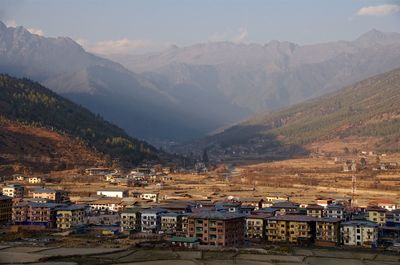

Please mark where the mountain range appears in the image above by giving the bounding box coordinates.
[185,67,400,161]
[2,20,400,146]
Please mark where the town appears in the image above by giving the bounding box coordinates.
[1,151,400,257]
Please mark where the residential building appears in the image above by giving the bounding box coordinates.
[368,200,397,211]
[2,184,24,198]
[141,208,168,233]
[271,201,300,216]
[391,209,400,224]
[169,236,200,249]
[89,197,123,213]
[315,218,341,246]
[245,213,271,240]
[341,220,378,248]
[139,192,159,203]
[13,202,61,228]
[366,206,387,226]
[267,215,317,245]
[306,204,324,218]
[160,212,182,234]
[316,197,333,208]
[96,188,128,198]
[56,205,86,230]
[325,204,346,219]
[187,211,245,247]
[31,188,68,203]
[28,177,42,184]
[0,194,12,224]
[120,207,142,233]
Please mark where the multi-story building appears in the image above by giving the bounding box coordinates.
[31,188,68,203]
[267,215,316,245]
[315,218,341,246]
[56,205,86,230]
[366,206,387,226]
[2,184,24,198]
[245,213,271,241]
[96,188,128,198]
[341,220,378,248]
[160,212,182,234]
[120,207,142,233]
[141,208,168,233]
[271,201,300,216]
[306,204,324,218]
[13,202,61,228]
[325,204,346,219]
[0,194,12,224]
[391,209,400,224]
[187,211,245,247]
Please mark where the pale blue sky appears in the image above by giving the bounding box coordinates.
[1,0,400,55]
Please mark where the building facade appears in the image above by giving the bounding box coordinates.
[2,184,24,198]
[341,220,378,248]
[267,215,316,245]
[56,205,86,230]
[0,195,12,224]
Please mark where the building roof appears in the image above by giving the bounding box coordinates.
[326,204,345,210]
[255,207,278,214]
[91,198,123,204]
[341,220,378,228]
[97,188,128,192]
[188,210,245,220]
[366,206,388,213]
[306,204,324,210]
[57,204,86,211]
[32,188,58,193]
[121,207,142,214]
[268,215,318,222]
[316,217,342,223]
[0,194,12,201]
[271,201,300,209]
[140,207,168,214]
[246,212,273,219]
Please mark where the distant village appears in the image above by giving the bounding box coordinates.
[1,158,400,252]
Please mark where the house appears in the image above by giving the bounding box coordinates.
[169,236,200,249]
[264,193,289,206]
[13,174,25,181]
[366,206,388,226]
[141,208,168,233]
[28,177,42,184]
[89,197,123,213]
[368,199,397,211]
[31,188,68,203]
[96,188,128,198]
[316,197,333,208]
[315,218,341,247]
[0,194,12,224]
[306,204,324,218]
[266,215,317,245]
[238,197,264,210]
[245,213,272,241]
[13,202,62,228]
[120,207,142,233]
[139,192,159,203]
[341,220,378,248]
[159,201,193,213]
[271,201,300,216]
[187,210,245,247]
[2,184,24,198]
[85,167,114,176]
[325,204,346,219]
[56,205,86,230]
[216,201,241,213]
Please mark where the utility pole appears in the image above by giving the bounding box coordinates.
[351,175,357,208]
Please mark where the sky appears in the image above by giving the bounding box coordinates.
[1,0,400,56]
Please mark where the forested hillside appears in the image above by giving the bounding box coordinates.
[0,74,158,168]
[196,68,400,159]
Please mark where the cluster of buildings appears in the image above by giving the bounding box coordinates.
[1,173,400,250]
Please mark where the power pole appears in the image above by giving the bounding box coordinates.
[351,175,357,208]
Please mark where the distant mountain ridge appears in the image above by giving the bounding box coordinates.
[0,74,158,169]
[0,21,249,143]
[189,68,400,160]
[116,29,400,113]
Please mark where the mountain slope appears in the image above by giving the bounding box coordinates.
[0,21,249,142]
[117,30,400,113]
[0,74,158,168]
[191,68,400,160]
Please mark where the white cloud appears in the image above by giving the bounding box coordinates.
[209,27,249,43]
[357,4,400,16]
[76,38,168,56]
[5,19,44,36]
